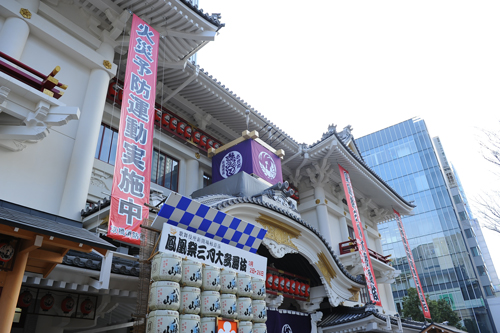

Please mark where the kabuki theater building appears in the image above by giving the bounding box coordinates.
[0,1,469,332]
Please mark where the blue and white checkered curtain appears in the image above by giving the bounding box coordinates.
[153,193,267,253]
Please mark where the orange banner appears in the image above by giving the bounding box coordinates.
[394,209,431,319]
[338,164,381,306]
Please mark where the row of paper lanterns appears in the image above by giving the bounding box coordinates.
[106,81,222,152]
[18,290,94,315]
[154,111,221,150]
[266,273,310,297]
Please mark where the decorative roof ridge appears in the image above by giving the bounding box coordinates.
[180,0,225,30]
[333,130,416,208]
[195,194,366,285]
[306,128,415,209]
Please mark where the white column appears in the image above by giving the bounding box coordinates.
[185,158,200,197]
[339,216,349,241]
[314,185,334,247]
[58,67,110,219]
[58,39,114,219]
[375,236,383,254]
[310,311,323,333]
[0,17,30,59]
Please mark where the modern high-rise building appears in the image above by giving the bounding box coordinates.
[433,136,500,331]
[356,118,497,333]
[432,136,498,297]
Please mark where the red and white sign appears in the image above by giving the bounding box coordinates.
[108,14,159,245]
[393,209,431,319]
[338,164,382,306]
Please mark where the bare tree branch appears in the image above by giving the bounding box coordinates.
[476,123,500,234]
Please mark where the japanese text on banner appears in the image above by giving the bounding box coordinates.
[159,224,267,280]
[108,15,159,245]
[338,164,382,306]
[394,209,431,319]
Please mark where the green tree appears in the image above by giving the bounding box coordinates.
[402,288,466,331]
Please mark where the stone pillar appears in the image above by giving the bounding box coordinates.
[0,250,29,332]
[339,216,349,241]
[0,17,30,59]
[58,67,111,219]
[185,158,200,197]
[314,185,334,247]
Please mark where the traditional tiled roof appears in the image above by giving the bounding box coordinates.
[180,1,225,29]
[319,304,426,330]
[311,127,415,209]
[62,250,140,277]
[0,200,115,251]
[194,193,366,285]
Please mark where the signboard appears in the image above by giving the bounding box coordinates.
[217,319,238,333]
[159,224,267,279]
[211,139,283,185]
[152,193,267,254]
[338,164,381,306]
[108,14,159,245]
[394,209,431,319]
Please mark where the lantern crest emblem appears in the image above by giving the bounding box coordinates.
[220,151,242,179]
[258,151,276,179]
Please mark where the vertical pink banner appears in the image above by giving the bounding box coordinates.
[108,14,159,245]
[338,164,382,306]
[393,209,432,319]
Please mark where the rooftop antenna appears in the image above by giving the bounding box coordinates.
[245,109,250,131]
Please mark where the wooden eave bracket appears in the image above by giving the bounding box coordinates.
[19,235,43,254]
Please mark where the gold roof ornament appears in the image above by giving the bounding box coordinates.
[103,60,112,69]
[20,8,31,19]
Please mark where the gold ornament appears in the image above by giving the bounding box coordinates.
[20,8,31,19]
[256,214,299,250]
[103,60,112,69]
[348,287,360,301]
[315,252,337,287]
[195,152,201,159]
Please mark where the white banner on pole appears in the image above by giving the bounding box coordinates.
[159,223,267,279]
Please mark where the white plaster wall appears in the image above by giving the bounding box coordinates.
[327,211,344,250]
[0,33,91,215]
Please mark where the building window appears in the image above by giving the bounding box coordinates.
[348,226,355,240]
[151,150,179,191]
[471,246,481,257]
[203,174,212,188]
[95,123,119,164]
[477,265,487,276]
[459,211,468,221]
[453,194,462,204]
[464,228,474,238]
[484,286,494,297]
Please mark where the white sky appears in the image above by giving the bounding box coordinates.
[196,1,500,282]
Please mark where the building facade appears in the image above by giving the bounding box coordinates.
[357,118,497,333]
[0,1,462,333]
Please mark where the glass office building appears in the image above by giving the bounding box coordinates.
[357,118,496,333]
